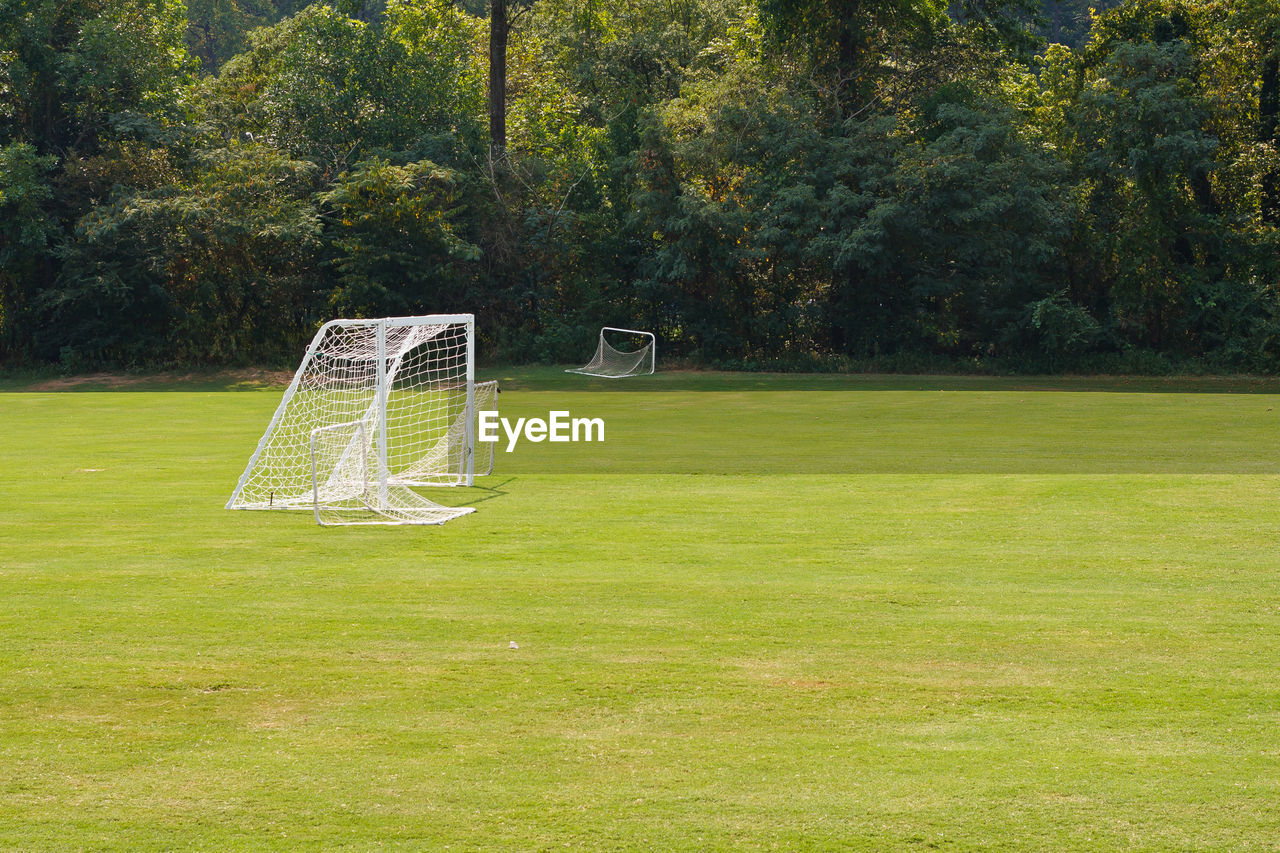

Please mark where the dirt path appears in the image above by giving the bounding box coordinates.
[25,368,293,391]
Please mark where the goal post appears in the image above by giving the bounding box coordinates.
[227,314,494,526]
[566,326,656,378]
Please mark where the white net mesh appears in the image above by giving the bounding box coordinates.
[566,327,655,378]
[228,316,493,526]
[401,379,498,484]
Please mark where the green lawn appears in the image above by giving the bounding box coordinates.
[1,371,1278,849]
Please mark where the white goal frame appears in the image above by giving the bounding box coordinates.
[566,326,656,378]
[227,314,489,526]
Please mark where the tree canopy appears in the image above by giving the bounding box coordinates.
[3,0,1280,373]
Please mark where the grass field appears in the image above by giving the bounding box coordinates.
[2,369,1279,849]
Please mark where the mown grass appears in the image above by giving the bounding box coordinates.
[1,370,1278,849]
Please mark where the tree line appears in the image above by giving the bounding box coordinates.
[2,0,1279,372]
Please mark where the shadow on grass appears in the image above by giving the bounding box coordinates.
[450,478,513,507]
[503,367,1280,394]
[5,365,1280,394]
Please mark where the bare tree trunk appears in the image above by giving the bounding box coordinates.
[489,0,509,154]
[1261,51,1279,223]
[836,1,859,81]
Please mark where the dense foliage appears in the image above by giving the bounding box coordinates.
[2,0,1279,372]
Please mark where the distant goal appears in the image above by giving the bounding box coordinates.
[226,314,496,526]
[566,327,656,378]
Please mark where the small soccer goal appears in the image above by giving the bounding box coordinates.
[226,314,497,526]
[566,327,656,378]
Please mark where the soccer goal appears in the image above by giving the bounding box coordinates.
[226,315,497,526]
[566,327,656,378]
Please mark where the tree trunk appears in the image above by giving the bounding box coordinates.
[489,0,509,154]
[836,0,860,85]
[1261,51,1279,224]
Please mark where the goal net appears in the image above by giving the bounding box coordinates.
[226,315,496,526]
[566,327,655,378]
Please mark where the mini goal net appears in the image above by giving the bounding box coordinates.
[226,315,496,526]
[566,327,655,378]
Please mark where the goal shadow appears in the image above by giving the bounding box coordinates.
[431,477,514,508]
